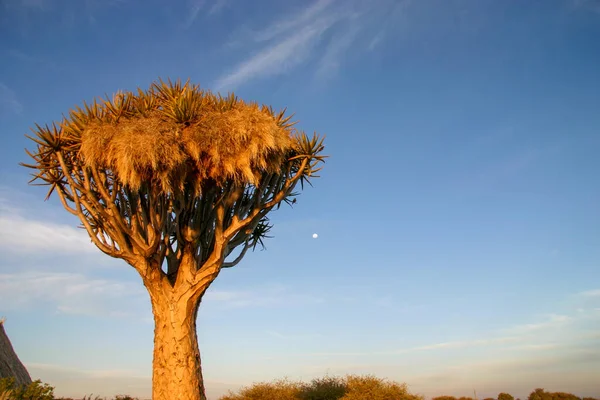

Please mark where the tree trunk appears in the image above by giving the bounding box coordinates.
[151,293,206,400]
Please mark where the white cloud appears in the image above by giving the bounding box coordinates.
[0,213,98,255]
[0,191,106,256]
[580,289,600,297]
[0,271,146,317]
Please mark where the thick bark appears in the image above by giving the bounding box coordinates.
[151,292,206,400]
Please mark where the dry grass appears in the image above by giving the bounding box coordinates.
[81,113,187,192]
[182,106,292,185]
[219,378,302,400]
[77,82,295,193]
[218,374,424,400]
[341,374,420,400]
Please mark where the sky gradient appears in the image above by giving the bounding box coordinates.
[1,1,600,399]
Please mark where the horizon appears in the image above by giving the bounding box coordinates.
[1,1,600,399]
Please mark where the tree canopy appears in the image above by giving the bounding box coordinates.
[22,79,325,285]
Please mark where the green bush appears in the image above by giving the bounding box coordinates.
[298,376,346,400]
[0,378,54,400]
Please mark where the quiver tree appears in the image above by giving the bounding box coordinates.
[21,79,326,400]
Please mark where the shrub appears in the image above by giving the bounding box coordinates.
[219,378,302,400]
[529,389,550,400]
[298,376,346,400]
[218,374,423,400]
[0,390,15,400]
[552,393,581,400]
[340,375,423,400]
[498,393,515,400]
[0,378,54,400]
[528,389,585,400]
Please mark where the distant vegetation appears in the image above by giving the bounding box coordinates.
[219,374,422,400]
[1,376,597,400]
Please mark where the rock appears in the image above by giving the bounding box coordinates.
[0,319,32,387]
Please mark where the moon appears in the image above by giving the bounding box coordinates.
[312,233,318,239]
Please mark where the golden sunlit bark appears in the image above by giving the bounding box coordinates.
[150,290,205,400]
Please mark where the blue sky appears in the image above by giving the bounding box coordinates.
[1,0,600,399]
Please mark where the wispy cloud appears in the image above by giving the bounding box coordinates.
[208,0,229,15]
[268,290,600,361]
[184,0,205,28]
[206,283,324,309]
[316,20,363,78]
[0,191,127,271]
[408,336,521,352]
[296,335,523,358]
[579,288,600,297]
[0,82,23,115]
[253,0,335,42]
[504,313,573,334]
[214,0,407,90]
[0,191,109,256]
[0,210,98,255]
[183,0,228,28]
[0,271,146,317]
[214,14,340,90]
[368,30,385,51]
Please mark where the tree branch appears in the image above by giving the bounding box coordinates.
[222,240,251,268]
